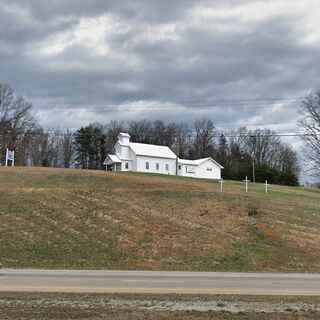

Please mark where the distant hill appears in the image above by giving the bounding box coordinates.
[0,167,319,272]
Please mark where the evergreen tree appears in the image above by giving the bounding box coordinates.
[74,124,106,169]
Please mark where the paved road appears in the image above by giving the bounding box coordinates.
[1,269,320,295]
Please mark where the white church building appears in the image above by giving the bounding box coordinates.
[103,133,223,180]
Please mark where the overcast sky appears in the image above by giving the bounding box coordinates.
[1,0,320,143]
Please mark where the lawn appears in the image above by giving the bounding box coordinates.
[0,167,319,272]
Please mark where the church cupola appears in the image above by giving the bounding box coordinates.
[118,132,130,145]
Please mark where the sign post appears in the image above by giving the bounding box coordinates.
[5,148,14,167]
[243,176,250,193]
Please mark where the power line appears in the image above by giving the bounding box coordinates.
[3,130,315,138]
[31,96,304,110]
[32,103,301,110]
[215,121,297,128]
[32,96,305,106]
[0,132,318,141]
[39,121,298,131]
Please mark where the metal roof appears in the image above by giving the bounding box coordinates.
[129,142,177,159]
[103,154,121,165]
[178,159,197,165]
[179,157,224,168]
[118,132,131,138]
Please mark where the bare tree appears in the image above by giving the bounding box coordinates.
[216,133,229,166]
[298,91,320,176]
[229,127,248,151]
[152,120,167,145]
[192,118,216,158]
[0,83,37,165]
[0,83,14,123]
[27,128,48,166]
[105,120,126,153]
[27,128,56,167]
[128,120,152,144]
[61,130,74,168]
[274,145,299,175]
[174,122,192,158]
[246,128,281,166]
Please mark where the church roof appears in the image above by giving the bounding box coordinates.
[103,154,121,164]
[129,142,176,159]
[179,157,224,168]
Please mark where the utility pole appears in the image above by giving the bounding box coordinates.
[176,136,180,176]
[252,161,256,183]
[176,156,178,175]
[249,135,256,183]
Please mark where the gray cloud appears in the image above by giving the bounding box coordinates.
[0,0,320,136]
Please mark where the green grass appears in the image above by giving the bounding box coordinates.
[0,167,320,272]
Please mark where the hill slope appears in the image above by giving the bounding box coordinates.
[0,167,319,272]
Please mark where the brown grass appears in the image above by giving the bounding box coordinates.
[0,167,320,272]
[0,292,319,320]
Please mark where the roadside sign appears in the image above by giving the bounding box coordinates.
[5,148,14,167]
[7,150,14,160]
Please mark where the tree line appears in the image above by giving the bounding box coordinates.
[2,83,320,186]
[73,119,300,186]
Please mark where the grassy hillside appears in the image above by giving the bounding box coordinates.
[0,167,319,272]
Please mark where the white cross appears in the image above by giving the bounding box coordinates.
[243,176,250,192]
[264,180,268,193]
[218,178,225,192]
